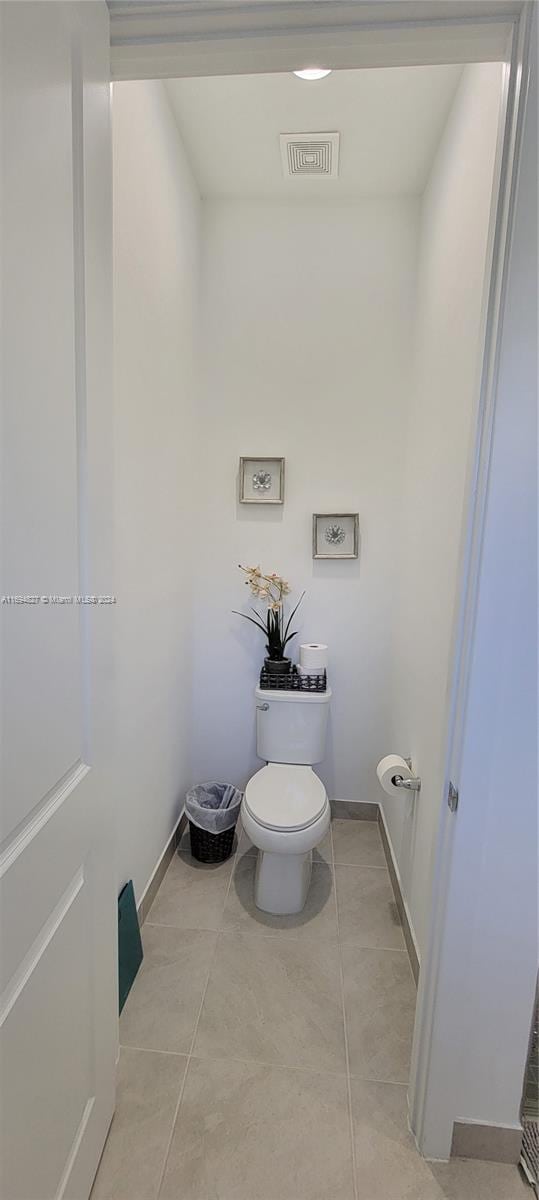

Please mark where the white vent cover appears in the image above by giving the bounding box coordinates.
[280,132,340,178]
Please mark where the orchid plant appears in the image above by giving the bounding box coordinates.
[233,565,305,665]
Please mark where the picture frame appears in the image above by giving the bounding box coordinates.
[312,513,359,559]
[239,457,285,504]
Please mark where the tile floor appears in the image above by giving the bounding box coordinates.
[92,819,529,1200]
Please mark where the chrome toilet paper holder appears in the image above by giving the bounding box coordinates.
[392,757,422,792]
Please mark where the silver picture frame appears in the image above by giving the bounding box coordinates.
[313,513,359,559]
[239,457,285,504]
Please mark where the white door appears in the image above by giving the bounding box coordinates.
[0,4,116,1198]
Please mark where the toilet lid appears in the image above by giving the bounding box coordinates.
[244,764,327,832]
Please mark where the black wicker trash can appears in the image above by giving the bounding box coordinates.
[185,782,243,865]
[189,821,236,864]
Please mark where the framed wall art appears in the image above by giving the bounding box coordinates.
[239,457,285,504]
[313,513,359,559]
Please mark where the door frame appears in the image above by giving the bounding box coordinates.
[108,1,521,79]
[106,0,535,1159]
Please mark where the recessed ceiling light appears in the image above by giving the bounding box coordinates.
[293,68,332,81]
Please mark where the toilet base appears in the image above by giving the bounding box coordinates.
[254,849,313,915]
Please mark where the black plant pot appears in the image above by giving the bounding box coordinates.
[264,657,292,676]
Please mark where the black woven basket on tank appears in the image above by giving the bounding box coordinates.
[259,666,327,693]
[188,820,236,864]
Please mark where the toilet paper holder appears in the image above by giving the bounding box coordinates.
[392,757,422,792]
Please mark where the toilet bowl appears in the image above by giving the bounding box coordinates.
[241,762,330,914]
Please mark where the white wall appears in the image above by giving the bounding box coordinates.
[192,199,418,799]
[113,80,200,901]
[412,34,538,1155]
[382,63,503,959]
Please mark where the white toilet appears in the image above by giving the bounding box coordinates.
[241,685,332,914]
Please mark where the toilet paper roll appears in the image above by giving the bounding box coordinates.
[376,754,413,797]
[299,643,328,672]
[298,663,325,677]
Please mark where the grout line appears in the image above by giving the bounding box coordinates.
[144,920,223,932]
[333,817,417,1171]
[216,925,337,943]
[154,1049,190,1200]
[189,1049,348,1081]
[117,1042,410,1088]
[155,836,241,1198]
[333,860,387,869]
[339,940,408,953]
[154,959,216,1197]
[331,820,360,1200]
[118,1043,187,1058]
[146,918,339,943]
[349,1072,410,1087]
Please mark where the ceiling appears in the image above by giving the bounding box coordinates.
[165,65,463,200]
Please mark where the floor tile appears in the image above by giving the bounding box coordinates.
[120,925,217,1054]
[335,865,405,949]
[351,1077,443,1199]
[91,1048,187,1200]
[342,945,416,1082]
[160,1056,355,1200]
[146,833,234,931]
[430,1159,529,1199]
[193,931,347,1073]
[222,856,338,940]
[332,820,386,867]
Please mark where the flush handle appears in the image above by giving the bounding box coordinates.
[257,703,269,712]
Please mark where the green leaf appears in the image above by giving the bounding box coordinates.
[283,591,305,643]
[232,611,267,636]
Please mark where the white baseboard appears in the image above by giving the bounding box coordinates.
[378,804,421,983]
[137,806,186,921]
[451,1119,523,1164]
[332,797,379,805]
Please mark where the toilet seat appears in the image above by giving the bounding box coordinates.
[244,763,326,832]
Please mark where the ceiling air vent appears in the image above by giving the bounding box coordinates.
[280,132,340,178]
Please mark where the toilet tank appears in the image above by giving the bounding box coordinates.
[255,686,332,765]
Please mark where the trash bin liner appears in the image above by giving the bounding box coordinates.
[185,782,243,833]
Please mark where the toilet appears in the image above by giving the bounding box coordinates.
[241,685,332,914]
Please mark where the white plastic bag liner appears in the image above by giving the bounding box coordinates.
[185,782,243,833]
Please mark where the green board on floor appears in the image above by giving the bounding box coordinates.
[118,880,143,1014]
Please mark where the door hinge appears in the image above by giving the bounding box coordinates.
[447,781,459,812]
